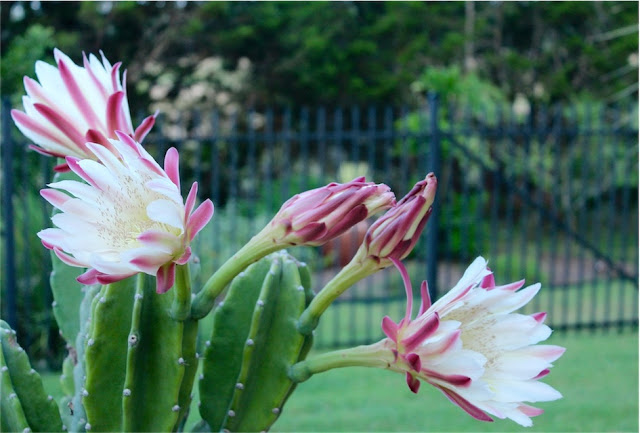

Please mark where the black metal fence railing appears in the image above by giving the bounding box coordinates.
[1,95,638,365]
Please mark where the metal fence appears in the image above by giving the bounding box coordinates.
[1,95,638,364]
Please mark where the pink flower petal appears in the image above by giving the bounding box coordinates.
[186,199,214,242]
[156,263,176,294]
[164,147,180,189]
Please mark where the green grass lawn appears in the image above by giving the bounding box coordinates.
[40,331,638,432]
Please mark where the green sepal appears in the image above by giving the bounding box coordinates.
[0,320,62,432]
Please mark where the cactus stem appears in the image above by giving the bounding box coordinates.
[170,264,192,321]
[297,258,378,335]
[190,229,282,319]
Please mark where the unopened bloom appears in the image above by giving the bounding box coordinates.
[381,257,564,426]
[355,173,436,267]
[268,176,395,247]
[11,49,156,171]
[38,132,214,293]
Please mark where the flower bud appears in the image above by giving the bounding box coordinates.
[358,173,437,265]
[267,177,395,247]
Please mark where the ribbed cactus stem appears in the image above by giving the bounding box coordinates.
[297,257,378,335]
[170,264,192,321]
[289,340,393,383]
[191,228,281,319]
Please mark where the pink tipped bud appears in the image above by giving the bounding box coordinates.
[361,173,437,264]
[268,177,396,247]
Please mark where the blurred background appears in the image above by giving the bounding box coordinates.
[0,0,638,405]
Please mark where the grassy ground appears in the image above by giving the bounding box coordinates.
[40,331,638,432]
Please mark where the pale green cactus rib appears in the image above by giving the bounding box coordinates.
[71,284,101,433]
[0,320,62,432]
[121,274,185,432]
[1,346,30,433]
[122,274,145,432]
[223,253,307,432]
[60,353,75,397]
[198,257,274,431]
[173,319,199,432]
[83,279,136,432]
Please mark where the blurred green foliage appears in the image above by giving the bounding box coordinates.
[1,1,637,110]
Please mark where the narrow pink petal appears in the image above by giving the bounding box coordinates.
[164,147,180,189]
[423,368,471,387]
[417,280,432,315]
[106,91,126,135]
[295,222,328,244]
[77,268,100,285]
[187,199,214,243]
[531,312,547,323]
[518,404,544,418]
[405,353,422,372]
[175,247,192,265]
[532,369,550,380]
[480,272,495,289]
[184,182,198,218]
[156,263,176,294]
[96,273,134,285]
[401,312,439,352]
[33,103,88,151]
[40,188,71,208]
[83,52,109,100]
[53,247,86,267]
[436,386,493,422]
[495,279,526,292]
[390,257,413,321]
[66,157,101,190]
[12,109,72,150]
[381,316,399,342]
[28,144,65,158]
[133,112,157,142]
[406,372,421,394]
[110,62,122,92]
[57,57,102,130]
[53,163,71,172]
[85,129,118,153]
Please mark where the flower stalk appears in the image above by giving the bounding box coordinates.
[289,340,394,383]
[170,264,192,321]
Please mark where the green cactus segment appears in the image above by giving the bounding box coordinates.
[224,254,307,432]
[174,319,199,432]
[60,353,75,397]
[0,321,62,432]
[83,279,136,432]
[1,347,30,433]
[198,257,273,431]
[122,275,185,432]
[71,284,101,433]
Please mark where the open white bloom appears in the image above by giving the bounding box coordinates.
[38,132,214,293]
[382,257,565,427]
[11,48,156,172]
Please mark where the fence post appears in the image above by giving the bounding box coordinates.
[1,98,17,328]
[426,92,440,299]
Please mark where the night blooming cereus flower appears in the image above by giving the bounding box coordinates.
[381,257,565,426]
[11,49,156,171]
[268,176,396,247]
[38,132,214,293]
